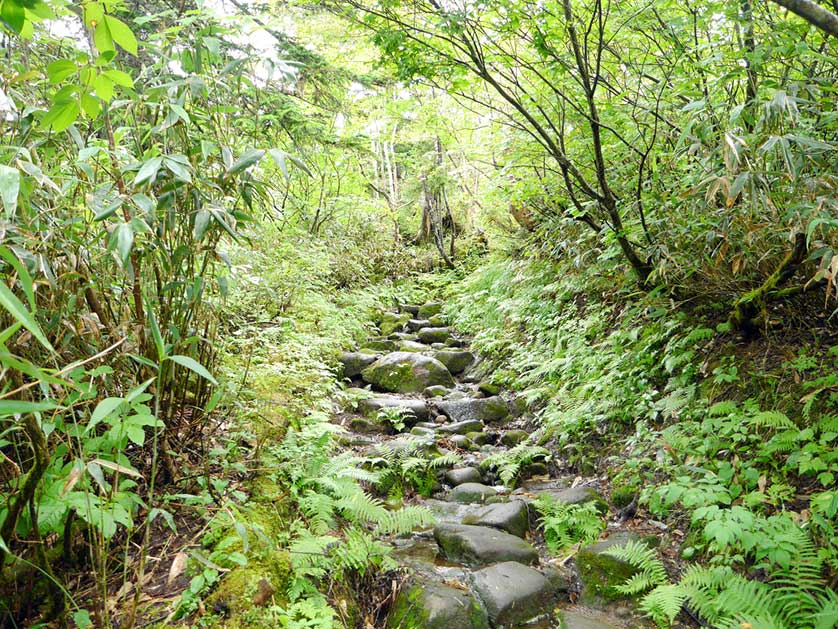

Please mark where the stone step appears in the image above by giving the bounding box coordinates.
[470,561,568,627]
[434,523,538,567]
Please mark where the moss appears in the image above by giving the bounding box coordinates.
[610,485,638,509]
[380,312,411,336]
[205,551,292,619]
[576,534,658,604]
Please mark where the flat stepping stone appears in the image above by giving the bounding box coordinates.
[399,303,421,315]
[357,395,429,423]
[471,561,561,626]
[399,340,429,352]
[433,350,475,374]
[437,419,484,435]
[428,313,447,326]
[447,482,497,503]
[407,318,432,331]
[418,302,444,318]
[379,312,410,336]
[364,338,398,352]
[361,352,454,393]
[462,500,529,538]
[338,352,378,378]
[389,580,489,629]
[559,610,621,629]
[437,397,509,423]
[434,524,537,567]
[417,327,452,344]
[444,467,482,486]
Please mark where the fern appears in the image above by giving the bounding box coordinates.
[481,443,550,487]
[603,541,668,595]
[534,497,604,555]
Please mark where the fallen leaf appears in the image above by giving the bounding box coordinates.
[167,552,188,587]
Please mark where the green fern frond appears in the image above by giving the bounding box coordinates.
[708,401,738,416]
[749,410,796,431]
[376,505,436,535]
[638,584,688,628]
[813,588,838,629]
[603,540,667,587]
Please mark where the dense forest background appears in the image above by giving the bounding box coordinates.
[0,0,836,626]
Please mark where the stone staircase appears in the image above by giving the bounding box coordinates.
[334,302,661,629]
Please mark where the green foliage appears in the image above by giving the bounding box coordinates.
[480,442,551,487]
[534,497,605,556]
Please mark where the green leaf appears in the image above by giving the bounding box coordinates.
[104,15,137,55]
[133,156,162,186]
[93,19,114,55]
[0,282,54,351]
[163,154,191,182]
[46,59,77,84]
[0,165,20,218]
[0,399,57,415]
[147,309,165,362]
[102,69,133,88]
[80,93,100,118]
[92,74,114,100]
[115,222,134,263]
[43,99,80,132]
[268,149,311,180]
[0,246,34,307]
[73,610,93,629]
[225,149,264,176]
[88,397,124,430]
[1,0,26,34]
[168,355,217,385]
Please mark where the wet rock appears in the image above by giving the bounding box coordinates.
[424,385,450,398]
[470,561,561,626]
[500,429,529,447]
[448,435,473,449]
[399,303,420,316]
[537,486,607,512]
[379,312,411,336]
[338,352,378,379]
[399,340,429,352]
[348,417,390,434]
[389,331,418,341]
[434,350,475,375]
[445,391,470,401]
[445,467,482,486]
[520,461,549,479]
[559,610,620,628]
[437,419,485,435]
[434,524,537,567]
[462,500,529,538]
[364,338,398,352]
[388,580,489,629]
[431,342,447,350]
[362,352,455,393]
[465,431,489,446]
[407,318,432,332]
[357,395,429,423]
[411,426,436,437]
[428,313,447,326]
[418,302,444,318]
[445,337,465,348]
[447,482,498,503]
[576,532,652,604]
[478,381,501,396]
[418,327,452,344]
[437,397,510,424]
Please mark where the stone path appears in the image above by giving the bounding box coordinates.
[334,302,655,628]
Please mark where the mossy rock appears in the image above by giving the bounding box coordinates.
[365,338,398,352]
[610,485,638,509]
[380,312,411,336]
[428,313,447,326]
[418,302,444,318]
[576,533,658,605]
[478,381,501,396]
[206,552,292,617]
[388,581,489,629]
[361,352,454,393]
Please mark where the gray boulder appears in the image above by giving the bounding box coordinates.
[447,482,498,503]
[388,580,488,629]
[399,340,430,352]
[424,385,450,398]
[434,524,537,567]
[500,429,529,447]
[434,350,475,375]
[471,561,561,626]
[407,318,432,332]
[362,352,454,393]
[418,327,452,344]
[444,467,483,486]
[559,610,620,629]
[338,352,378,379]
[418,302,444,318]
[462,500,529,538]
[364,338,398,352]
[437,397,510,424]
[357,395,429,423]
[437,420,485,435]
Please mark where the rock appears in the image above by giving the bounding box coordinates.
[559,610,620,629]
[445,337,465,348]
[434,524,537,567]
[365,338,398,352]
[434,414,448,424]
[576,533,652,604]
[338,352,378,379]
[448,435,474,449]
[417,327,452,344]
[437,397,510,424]
[388,580,489,629]
[433,350,475,375]
[424,385,450,398]
[538,486,607,512]
[362,352,455,393]
[428,313,447,326]
[462,500,529,538]
[431,342,447,350]
[465,431,489,446]
[447,483,498,503]
[500,429,529,447]
[437,419,485,435]
[478,381,501,396]
[411,426,435,437]
[348,417,390,434]
[445,467,482,486]
[407,318,432,332]
[470,561,561,626]
[399,303,420,316]
[358,395,429,423]
[414,421,439,430]
[445,391,470,401]
[418,302,444,318]
[520,461,549,479]
[379,312,411,336]
[399,340,430,352]
[390,332,419,342]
